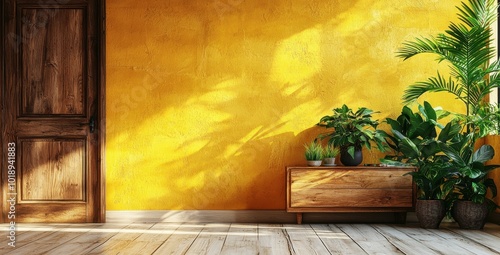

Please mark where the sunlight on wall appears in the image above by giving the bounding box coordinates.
[272,27,322,85]
[106,0,469,210]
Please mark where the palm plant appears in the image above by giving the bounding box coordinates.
[396,0,500,127]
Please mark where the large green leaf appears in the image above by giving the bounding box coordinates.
[472,144,494,163]
[440,143,467,167]
[464,163,484,179]
[484,178,497,197]
[386,118,402,132]
[392,130,419,159]
[472,182,487,195]
[437,121,461,142]
[423,101,437,121]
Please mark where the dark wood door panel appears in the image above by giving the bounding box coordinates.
[2,0,104,223]
[20,138,86,201]
[16,204,87,223]
[20,7,86,116]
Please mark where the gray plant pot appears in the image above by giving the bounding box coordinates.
[416,199,446,229]
[452,200,489,230]
[307,160,322,167]
[323,157,336,166]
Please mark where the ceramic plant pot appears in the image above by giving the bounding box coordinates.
[452,200,489,230]
[415,199,446,229]
[307,160,322,167]
[323,157,336,166]
[340,149,362,166]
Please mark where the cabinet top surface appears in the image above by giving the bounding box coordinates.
[286,166,415,170]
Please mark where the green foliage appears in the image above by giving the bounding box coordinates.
[382,102,460,200]
[317,104,387,159]
[304,141,323,161]
[404,162,458,200]
[395,0,500,208]
[454,102,500,139]
[323,145,340,158]
[440,134,500,207]
[382,101,454,163]
[396,0,500,120]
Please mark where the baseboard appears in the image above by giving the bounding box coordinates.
[106,210,419,224]
[106,210,295,223]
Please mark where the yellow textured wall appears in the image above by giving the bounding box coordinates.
[486,136,500,212]
[106,0,465,210]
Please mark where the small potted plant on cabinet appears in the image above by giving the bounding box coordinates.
[317,104,387,166]
[322,145,339,166]
[304,141,323,166]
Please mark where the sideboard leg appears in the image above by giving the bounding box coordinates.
[296,213,303,224]
[395,212,407,224]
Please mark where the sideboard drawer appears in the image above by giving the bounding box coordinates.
[286,166,415,224]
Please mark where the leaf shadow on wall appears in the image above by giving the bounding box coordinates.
[106,0,412,210]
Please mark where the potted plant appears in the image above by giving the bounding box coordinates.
[304,141,323,166]
[317,104,387,166]
[396,0,500,228]
[382,102,448,161]
[382,102,460,228]
[407,162,457,228]
[322,145,339,166]
[440,133,500,229]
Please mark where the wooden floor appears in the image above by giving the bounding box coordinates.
[1,222,500,254]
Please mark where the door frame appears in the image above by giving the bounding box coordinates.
[0,0,106,223]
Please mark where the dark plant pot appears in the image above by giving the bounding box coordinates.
[452,200,489,230]
[340,149,362,166]
[415,199,446,229]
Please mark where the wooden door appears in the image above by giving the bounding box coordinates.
[1,0,105,223]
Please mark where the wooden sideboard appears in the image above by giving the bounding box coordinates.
[286,166,415,224]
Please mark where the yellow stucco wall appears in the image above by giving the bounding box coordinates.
[106,0,468,210]
[486,136,500,212]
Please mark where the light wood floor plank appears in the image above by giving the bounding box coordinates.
[427,225,498,255]
[482,223,500,237]
[394,224,474,254]
[285,224,331,255]
[0,230,50,253]
[136,222,182,241]
[257,224,294,255]
[4,224,90,255]
[447,228,500,254]
[311,224,367,255]
[338,224,404,254]
[152,223,204,255]
[372,225,442,255]
[0,223,69,252]
[46,223,139,255]
[185,223,230,255]
[1,222,500,254]
[86,222,155,255]
[43,224,119,255]
[219,223,259,255]
[118,223,182,255]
